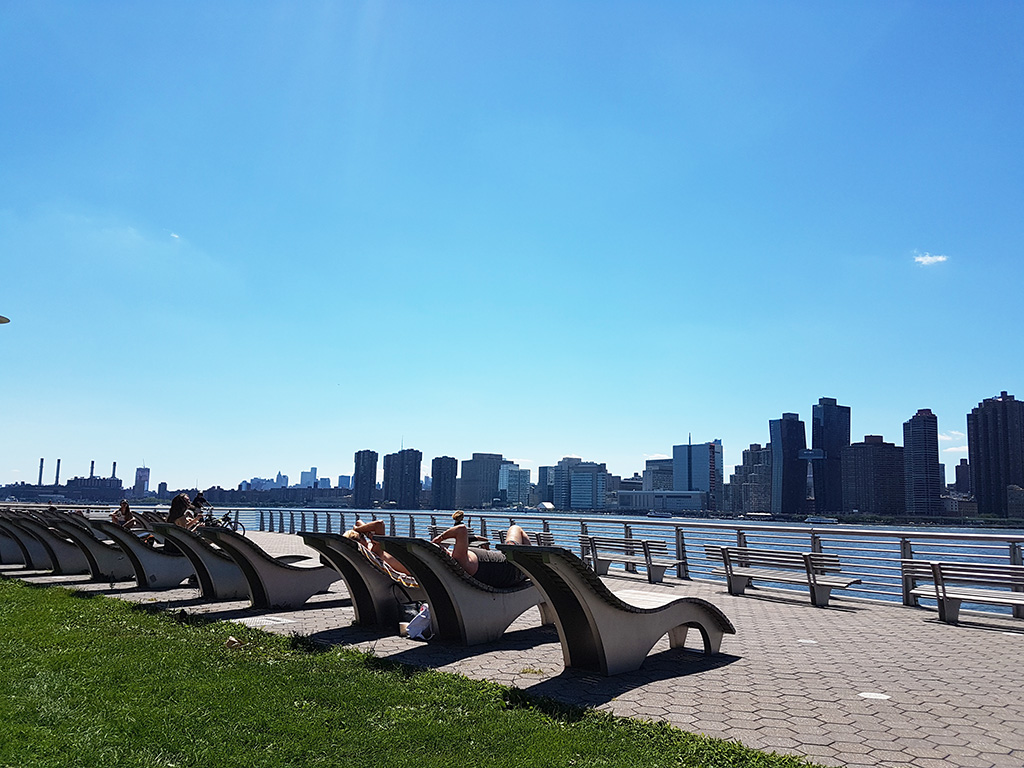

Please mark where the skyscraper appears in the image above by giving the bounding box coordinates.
[431,456,458,510]
[811,397,851,515]
[498,463,531,506]
[672,439,723,511]
[553,456,583,510]
[903,409,943,517]
[133,467,150,497]
[457,453,506,509]
[770,413,807,517]
[353,450,378,509]
[568,462,609,510]
[729,443,772,515]
[536,466,555,504]
[954,459,971,495]
[383,448,422,509]
[967,391,1024,518]
[841,436,904,517]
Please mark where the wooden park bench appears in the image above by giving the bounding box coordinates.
[705,545,860,607]
[581,535,683,584]
[902,559,1024,624]
[498,544,735,675]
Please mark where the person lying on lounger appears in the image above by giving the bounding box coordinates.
[430,511,532,589]
[343,519,414,576]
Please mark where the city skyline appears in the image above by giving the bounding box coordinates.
[2,5,1022,491]
[4,390,998,492]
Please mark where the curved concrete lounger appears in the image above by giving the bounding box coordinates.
[198,527,340,609]
[300,531,427,631]
[49,519,137,582]
[498,544,736,676]
[12,518,91,575]
[88,519,195,589]
[377,536,553,646]
[0,516,53,571]
[0,524,26,565]
[150,523,250,600]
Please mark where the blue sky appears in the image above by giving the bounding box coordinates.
[2,2,1021,491]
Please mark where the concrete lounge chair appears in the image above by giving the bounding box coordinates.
[198,526,340,609]
[299,531,427,631]
[377,536,554,646]
[48,518,135,581]
[0,516,54,571]
[0,525,25,565]
[150,523,250,600]
[88,519,195,589]
[498,544,736,676]
[11,517,91,575]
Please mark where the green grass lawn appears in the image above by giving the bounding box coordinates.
[0,578,819,768]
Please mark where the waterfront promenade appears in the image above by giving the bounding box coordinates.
[6,530,1024,768]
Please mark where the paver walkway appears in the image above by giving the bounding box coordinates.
[5,531,1023,768]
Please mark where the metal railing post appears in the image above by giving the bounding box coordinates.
[900,537,916,606]
[288,511,295,534]
[675,526,689,579]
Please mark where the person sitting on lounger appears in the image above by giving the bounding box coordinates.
[112,499,145,530]
[167,493,196,528]
[431,511,531,589]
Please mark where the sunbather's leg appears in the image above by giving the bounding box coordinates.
[504,524,533,546]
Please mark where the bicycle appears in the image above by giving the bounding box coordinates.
[197,507,246,535]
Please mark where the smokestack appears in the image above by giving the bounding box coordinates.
[55,458,61,487]
[38,458,44,486]
[111,461,117,479]
[90,460,95,478]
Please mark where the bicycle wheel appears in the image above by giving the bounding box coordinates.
[230,520,246,535]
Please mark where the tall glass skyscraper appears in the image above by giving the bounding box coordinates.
[770,413,807,517]
[811,397,850,515]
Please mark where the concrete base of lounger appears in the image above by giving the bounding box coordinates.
[89,520,195,589]
[378,536,554,646]
[199,527,340,609]
[151,523,250,600]
[499,544,736,676]
[300,532,427,630]
[0,518,53,571]
[0,527,26,565]
[13,518,91,575]
[49,520,135,581]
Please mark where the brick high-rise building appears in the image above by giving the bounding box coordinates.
[841,436,904,517]
[383,448,422,510]
[431,456,458,510]
[352,450,378,509]
[903,409,943,517]
[968,392,1024,518]
[457,453,506,509]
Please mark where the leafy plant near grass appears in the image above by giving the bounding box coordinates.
[0,579,818,768]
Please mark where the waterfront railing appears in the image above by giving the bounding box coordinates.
[5,502,1023,618]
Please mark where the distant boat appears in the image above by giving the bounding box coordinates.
[805,515,839,524]
[646,511,673,518]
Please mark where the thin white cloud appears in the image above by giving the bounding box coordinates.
[170,232,180,239]
[913,250,948,266]
[942,445,968,454]
[643,453,671,460]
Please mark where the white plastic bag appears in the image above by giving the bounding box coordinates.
[405,603,432,640]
